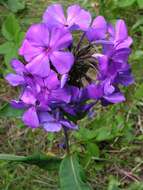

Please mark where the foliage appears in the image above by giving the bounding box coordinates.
[0,153,61,170]
[60,155,92,190]
[0,0,25,13]
[0,13,24,73]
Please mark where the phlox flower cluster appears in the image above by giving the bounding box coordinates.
[6,4,134,132]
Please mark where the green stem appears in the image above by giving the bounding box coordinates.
[63,127,70,155]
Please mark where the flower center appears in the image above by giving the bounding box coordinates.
[45,46,52,55]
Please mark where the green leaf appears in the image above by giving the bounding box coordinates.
[4,43,18,66]
[0,42,19,69]
[95,127,112,141]
[0,103,24,118]
[60,155,92,190]
[128,182,143,190]
[137,0,143,8]
[7,0,25,13]
[0,42,12,55]
[15,31,25,46]
[108,177,121,190]
[0,153,61,170]
[134,84,143,100]
[74,127,96,141]
[2,14,20,41]
[115,0,136,7]
[86,143,100,157]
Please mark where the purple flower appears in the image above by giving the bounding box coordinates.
[5,4,134,133]
[86,16,107,42]
[14,81,72,129]
[101,19,133,55]
[108,20,133,49]
[6,60,74,129]
[19,23,74,76]
[60,86,96,118]
[94,49,134,86]
[39,110,78,132]
[5,59,26,86]
[92,20,134,87]
[43,4,91,31]
[87,79,125,105]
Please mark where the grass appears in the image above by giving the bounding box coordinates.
[0,0,143,189]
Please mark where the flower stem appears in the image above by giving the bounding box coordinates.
[63,127,70,155]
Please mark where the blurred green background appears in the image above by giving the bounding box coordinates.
[0,0,143,189]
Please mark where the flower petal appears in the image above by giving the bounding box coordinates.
[20,87,36,105]
[50,51,74,74]
[19,39,43,62]
[60,120,78,129]
[112,48,131,63]
[104,92,125,103]
[49,27,72,50]
[43,122,62,132]
[86,16,107,41]
[116,70,134,86]
[43,4,66,28]
[44,70,60,90]
[103,79,115,95]
[11,59,26,74]
[26,53,50,77]
[22,107,39,128]
[26,23,50,46]
[5,74,24,86]
[87,84,103,99]
[11,100,26,109]
[116,37,133,49]
[61,74,68,88]
[115,19,128,42]
[67,4,91,30]
[50,87,71,103]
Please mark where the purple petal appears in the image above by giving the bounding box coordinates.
[26,53,50,77]
[43,4,66,28]
[115,20,128,42]
[49,27,72,50]
[80,102,96,113]
[86,16,107,41]
[22,107,39,128]
[50,51,74,74]
[70,86,80,102]
[5,74,24,86]
[67,4,91,30]
[87,84,103,99]
[11,59,26,74]
[26,23,50,46]
[61,74,68,88]
[108,23,115,39]
[116,37,133,49]
[60,120,78,129]
[20,87,36,105]
[112,48,131,63]
[50,87,71,103]
[97,55,108,76]
[11,100,26,109]
[39,111,55,123]
[19,39,43,62]
[44,70,60,90]
[43,122,62,132]
[104,92,125,103]
[116,70,134,86]
[103,79,115,95]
